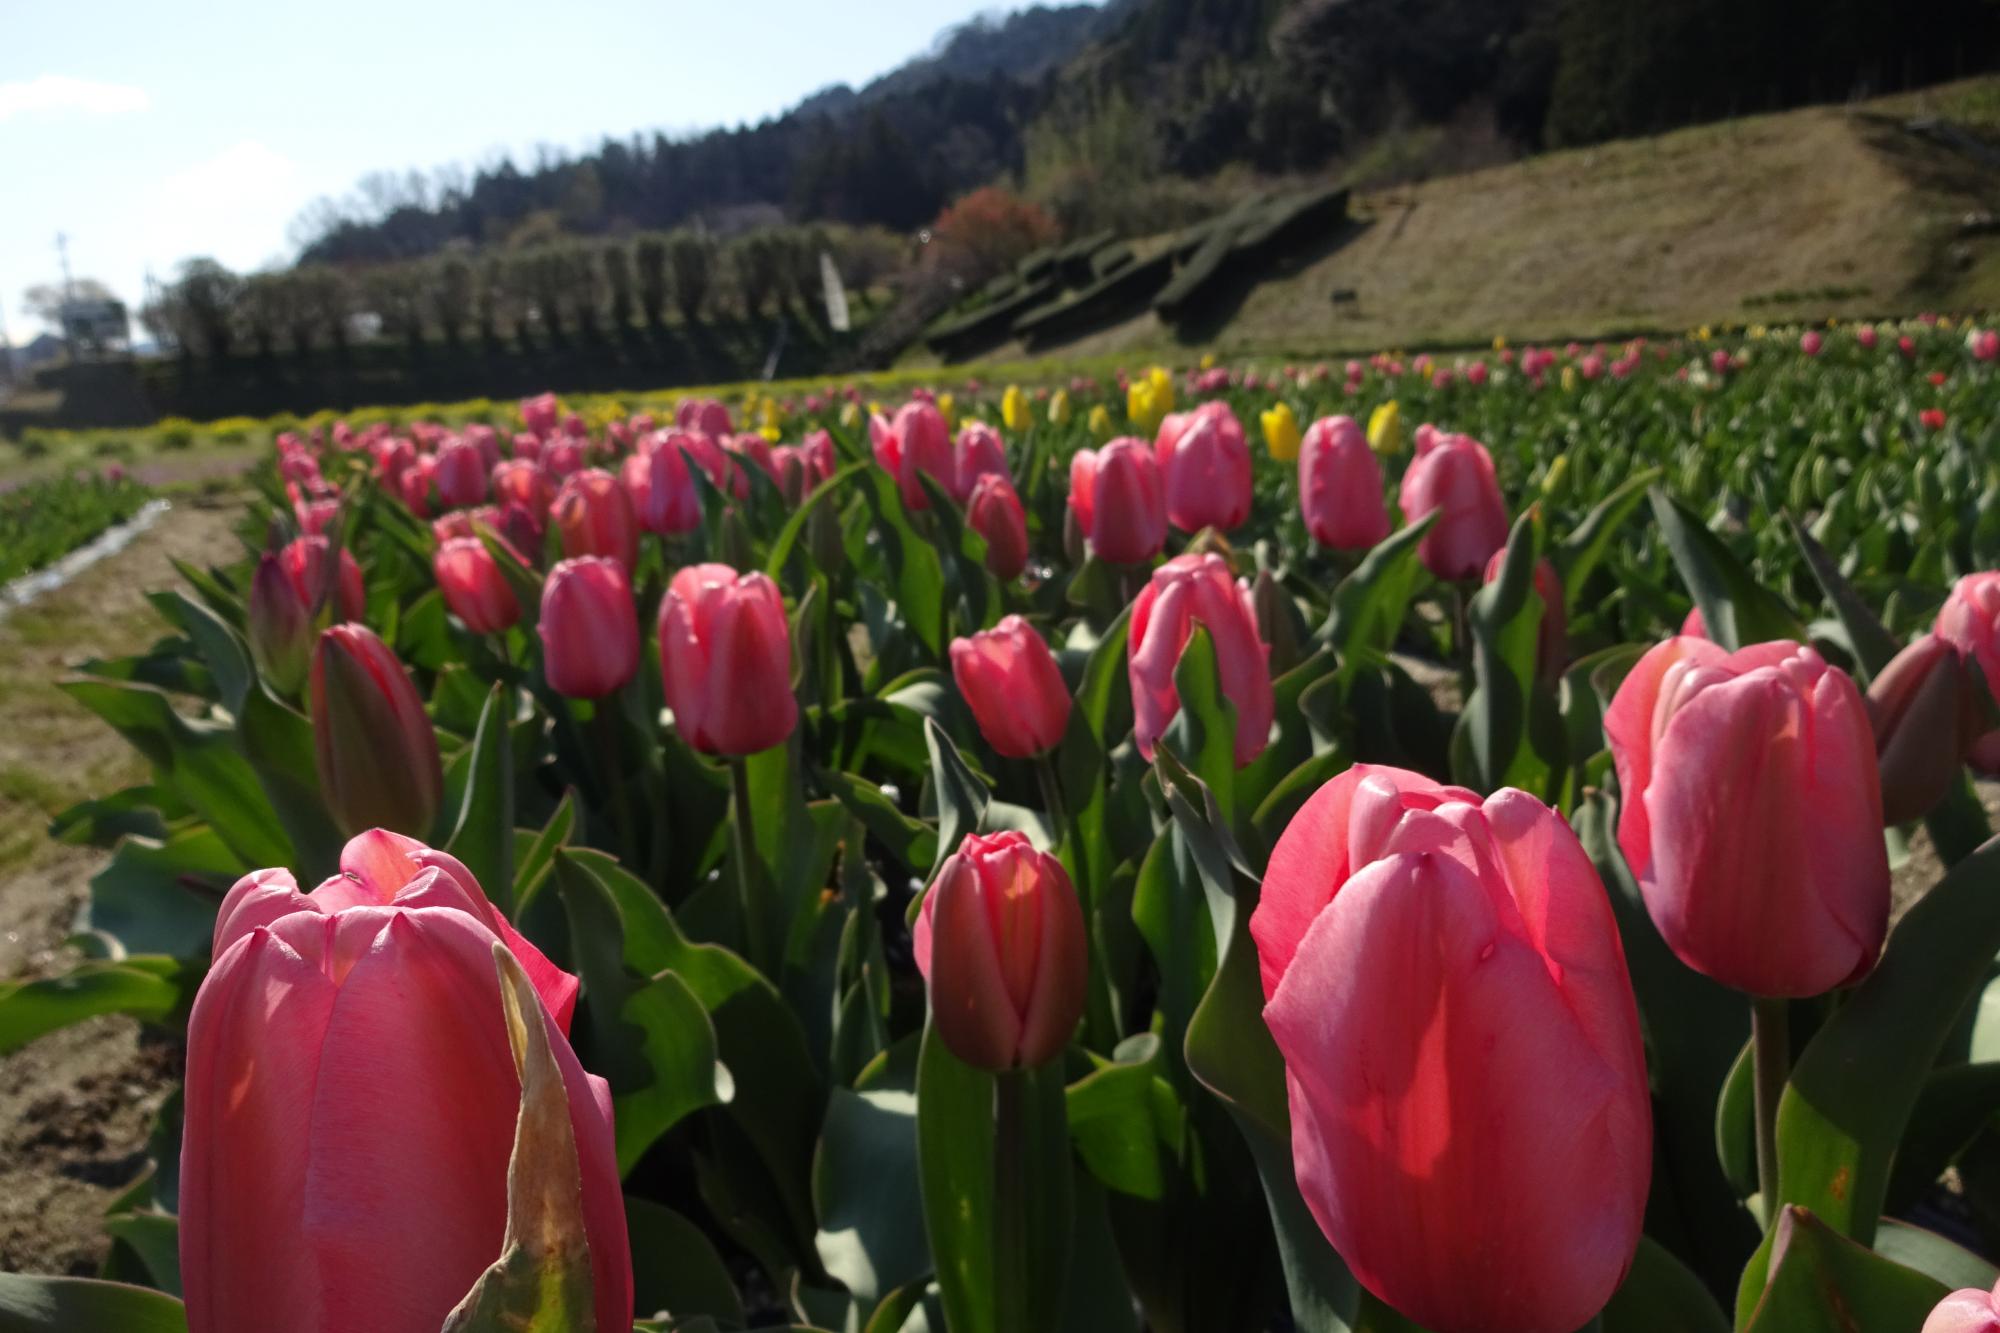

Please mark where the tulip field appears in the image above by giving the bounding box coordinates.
[13,318,2000,1333]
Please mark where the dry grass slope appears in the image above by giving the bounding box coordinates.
[982,79,2000,363]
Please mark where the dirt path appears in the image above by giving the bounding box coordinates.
[0,494,245,1276]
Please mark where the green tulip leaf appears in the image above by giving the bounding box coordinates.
[0,1275,187,1333]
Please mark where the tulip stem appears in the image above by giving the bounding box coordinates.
[591,703,636,867]
[1752,996,1790,1222]
[1033,753,1068,849]
[729,755,776,974]
[993,1067,1029,1333]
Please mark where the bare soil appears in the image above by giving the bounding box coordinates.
[0,494,244,1276]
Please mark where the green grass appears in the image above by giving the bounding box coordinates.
[0,474,152,584]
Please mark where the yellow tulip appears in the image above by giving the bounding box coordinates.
[1127,366,1175,435]
[1561,365,1578,392]
[1366,400,1403,456]
[1492,335,1509,351]
[1088,403,1115,442]
[1541,453,1571,499]
[1260,402,1302,462]
[759,424,782,442]
[1199,352,1217,370]
[1049,388,1073,426]
[841,401,864,429]
[1002,384,1030,433]
[760,399,783,430]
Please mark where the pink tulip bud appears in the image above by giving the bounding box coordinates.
[871,402,954,510]
[954,422,1010,502]
[1298,415,1390,550]
[1924,1279,2000,1332]
[659,563,798,756]
[538,557,638,700]
[1857,325,1879,350]
[1397,432,1508,579]
[433,439,488,510]
[802,429,837,489]
[625,436,703,536]
[727,432,777,482]
[310,624,443,838]
[491,458,552,517]
[1249,766,1650,1333]
[1480,550,1567,680]
[676,396,733,438]
[398,454,437,517]
[950,616,1070,758]
[966,474,1029,581]
[183,833,628,1333]
[1157,402,1251,533]
[1605,637,1889,996]
[1801,329,1824,357]
[249,553,312,694]
[1937,572,2000,771]
[433,537,519,635]
[913,830,1087,1069]
[1681,606,1708,639]
[552,468,639,571]
[281,535,366,622]
[1069,438,1167,565]
[1130,553,1274,767]
[1868,634,1985,825]
[520,392,560,438]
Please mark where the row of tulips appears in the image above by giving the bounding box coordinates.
[9,322,2000,1333]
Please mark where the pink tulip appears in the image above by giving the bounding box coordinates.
[1857,326,1879,350]
[1481,550,1567,680]
[1249,765,1650,1333]
[801,429,837,489]
[281,535,366,624]
[954,422,1011,502]
[727,432,777,482]
[1129,554,1273,766]
[1937,572,2000,770]
[491,458,551,517]
[1605,638,1889,996]
[434,439,488,510]
[1974,329,2000,362]
[1924,1279,2000,1332]
[659,563,798,756]
[950,616,1070,758]
[871,402,955,510]
[1069,438,1166,565]
[433,537,519,635]
[1157,402,1251,533]
[543,439,586,479]
[913,830,1086,1070]
[249,553,312,694]
[520,392,560,438]
[538,557,638,700]
[676,396,733,438]
[552,468,639,571]
[182,832,627,1333]
[625,437,703,536]
[1298,415,1390,551]
[311,624,443,838]
[966,474,1029,581]
[1801,329,1824,357]
[1397,431,1507,579]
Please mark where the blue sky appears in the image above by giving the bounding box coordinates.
[1,0,1042,336]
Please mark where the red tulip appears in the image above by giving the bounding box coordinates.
[966,473,1029,581]
[398,455,437,517]
[1398,430,1508,579]
[913,830,1086,1070]
[1298,415,1390,550]
[183,833,628,1333]
[1868,633,1986,824]
[1924,1279,2000,1332]
[433,537,519,635]
[871,402,954,510]
[1069,438,1166,565]
[659,563,797,756]
[552,468,640,571]
[281,535,366,622]
[1249,765,1651,1333]
[538,557,638,700]
[1129,553,1273,766]
[249,553,312,694]
[1481,550,1567,679]
[1604,637,1889,996]
[954,422,1010,502]
[1157,401,1251,533]
[311,624,443,838]
[1937,572,2000,770]
[950,616,1070,758]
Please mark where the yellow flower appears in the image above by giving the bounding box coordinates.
[1541,453,1570,498]
[1260,401,1302,462]
[1199,352,1217,370]
[1002,384,1030,433]
[1049,388,1073,426]
[841,401,864,429]
[1088,403,1115,442]
[938,392,956,428]
[1695,325,1713,341]
[1127,366,1175,435]
[1561,365,1578,392]
[759,398,783,431]
[759,424,782,442]
[1492,335,1509,351]
[1366,400,1402,456]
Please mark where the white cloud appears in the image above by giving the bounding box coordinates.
[144,141,309,275]
[0,75,150,122]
